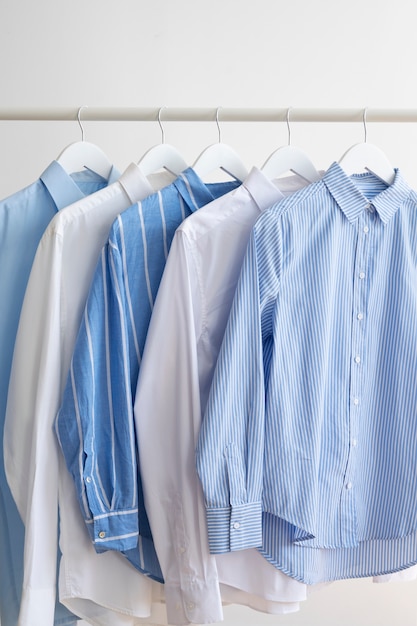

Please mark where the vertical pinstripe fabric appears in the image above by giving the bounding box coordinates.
[197,162,417,583]
[55,169,238,582]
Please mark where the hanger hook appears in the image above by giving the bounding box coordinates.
[158,106,166,144]
[363,107,368,143]
[77,105,88,142]
[216,107,222,143]
[286,107,292,146]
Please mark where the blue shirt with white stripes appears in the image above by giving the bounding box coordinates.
[55,169,238,582]
[196,161,417,583]
[0,161,118,626]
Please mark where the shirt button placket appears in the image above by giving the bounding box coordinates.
[352,215,369,415]
[343,211,370,542]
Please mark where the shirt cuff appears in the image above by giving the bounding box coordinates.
[164,580,223,625]
[206,501,263,553]
[85,509,139,552]
[18,586,56,626]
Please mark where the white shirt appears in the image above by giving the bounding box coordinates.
[134,168,315,625]
[4,164,169,626]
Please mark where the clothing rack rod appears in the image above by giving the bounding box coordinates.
[1,107,417,123]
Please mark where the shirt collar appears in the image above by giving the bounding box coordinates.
[118,163,154,203]
[40,161,86,209]
[369,169,411,224]
[172,167,238,213]
[323,161,411,225]
[40,161,120,210]
[242,167,285,211]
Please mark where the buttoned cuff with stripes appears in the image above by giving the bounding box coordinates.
[85,508,139,552]
[205,501,263,553]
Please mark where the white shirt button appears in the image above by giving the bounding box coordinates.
[85,476,92,483]
[357,312,363,320]
[98,531,106,539]
[187,602,195,611]
[353,397,359,405]
[351,439,358,447]
[354,355,361,364]
[346,482,353,490]
[363,226,369,234]
[359,271,365,279]
[233,522,241,530]
[179,546,186,554]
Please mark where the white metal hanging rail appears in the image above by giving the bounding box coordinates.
[0,107,417,123]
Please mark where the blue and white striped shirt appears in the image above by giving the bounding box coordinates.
[196,161,417,583]
[55,169,238,582]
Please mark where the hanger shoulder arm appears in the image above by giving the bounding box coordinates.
[338,143,395,185]
[193,143,248,182]
[262,145,320,183]
[138,144,188,176]
[57,141,113,179]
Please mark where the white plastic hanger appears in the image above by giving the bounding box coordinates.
[138,107,188,176]
[261,108,321,183]
[338,108,395,185]
[193,107,248,182]
[56,106,114,179]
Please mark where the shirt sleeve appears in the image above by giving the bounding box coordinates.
[55,237,139,553]
[134,230,224,625]
[3,234,65,626]
[196,221,281,554]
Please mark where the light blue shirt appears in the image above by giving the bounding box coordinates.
[196,162,417,583]
[55,169,239,582]
[0,161,118,626]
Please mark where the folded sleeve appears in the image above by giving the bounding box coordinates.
[135,230,224,625]
[4,234,65,626]
[196,221,281,554]
[55,237,139,552]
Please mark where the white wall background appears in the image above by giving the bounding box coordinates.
[1,0,417,624]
